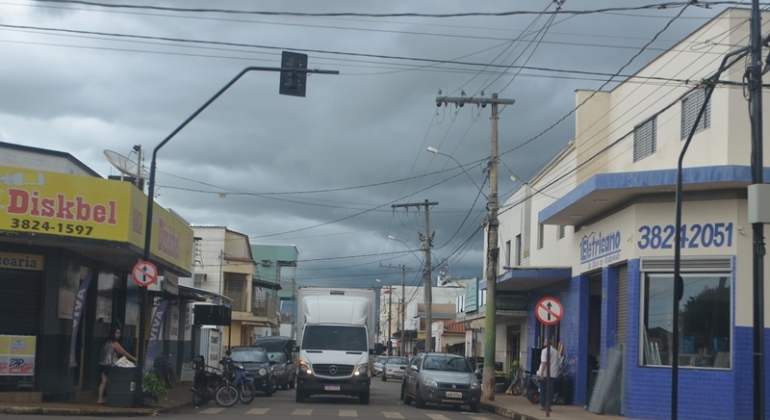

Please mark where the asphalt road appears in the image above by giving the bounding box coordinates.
[1,376,499,420]
[174,376,494,420]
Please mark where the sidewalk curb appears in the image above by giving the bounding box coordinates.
[0,400,192,416]
[481,401,541,420]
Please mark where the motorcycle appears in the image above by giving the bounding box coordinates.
[190,355,223,407]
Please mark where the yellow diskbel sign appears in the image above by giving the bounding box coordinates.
[0,166,132,241]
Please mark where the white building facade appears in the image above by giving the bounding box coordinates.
[492,9,770,419]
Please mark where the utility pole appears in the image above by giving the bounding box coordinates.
[436,93,514,401]
[388,287,393,355]
[381,264,410,356]
[749,2,765,419]
[392,200,438,352]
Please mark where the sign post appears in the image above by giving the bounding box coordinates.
[535,297,563,417]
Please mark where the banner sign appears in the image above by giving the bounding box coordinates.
[69,274,92,367]
[143,299,169,373]
[0,165,193,274]
[0,335,36,376]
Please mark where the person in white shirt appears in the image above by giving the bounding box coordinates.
[537,339,560,411]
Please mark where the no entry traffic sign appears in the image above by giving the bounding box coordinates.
[535,296,563,326]
[132,260,158,287]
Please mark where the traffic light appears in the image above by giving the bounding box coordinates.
[279,51,308,97]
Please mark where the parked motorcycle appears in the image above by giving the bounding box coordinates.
[190,355,223,407]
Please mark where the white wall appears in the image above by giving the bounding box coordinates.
[193,227,227,295]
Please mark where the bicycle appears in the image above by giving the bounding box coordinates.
[154,353,176,389]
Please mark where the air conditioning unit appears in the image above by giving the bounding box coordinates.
[261,260,272,267]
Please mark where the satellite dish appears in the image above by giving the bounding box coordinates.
[104,150,149,179]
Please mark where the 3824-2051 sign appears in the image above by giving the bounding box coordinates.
[9,218,93,236]
[637,222,733,250]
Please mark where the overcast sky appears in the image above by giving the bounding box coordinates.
[0,0,745,289]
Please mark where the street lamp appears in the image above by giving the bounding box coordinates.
[426,145,499,402]
[426,147,487,199]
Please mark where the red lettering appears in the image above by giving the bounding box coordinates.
[7,189,29,215]
[30,191,40,216]
[93,205,106,223]
[56,194,74,220]
[75,196,91,222]
[6,190,119,225]
[41,198,55,217]
[107,200,117,225]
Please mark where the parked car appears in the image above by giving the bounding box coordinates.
[228,347,276,396]
[374,356,389,376]
[401,352,480,412]
[382,356,409,381]
[255,336,297,390]
[267,351,296,390]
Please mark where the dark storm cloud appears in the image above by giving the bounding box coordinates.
[0,0,741,287]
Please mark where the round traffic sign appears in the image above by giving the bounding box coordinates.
[535,297,563,326]
[132,260,158,287]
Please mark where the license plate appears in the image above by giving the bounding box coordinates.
[324,385,341,391]
[446,391,463,398]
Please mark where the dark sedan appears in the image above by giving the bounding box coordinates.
[229,347,275,396]
[268,351,296,390]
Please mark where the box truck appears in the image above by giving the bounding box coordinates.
[295,287,376,404]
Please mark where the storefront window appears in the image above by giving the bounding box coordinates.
[641,274,731,368]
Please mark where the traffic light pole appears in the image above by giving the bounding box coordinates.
[136,59,337,406]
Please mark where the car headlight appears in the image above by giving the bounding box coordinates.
[470,381,480,389]
[258,368,268,376]
[299,360,313,375]
[422,378,438,388]
[354,364,369,377]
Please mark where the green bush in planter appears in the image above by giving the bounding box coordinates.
[142,372,167,403]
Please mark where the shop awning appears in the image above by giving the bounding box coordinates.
[538,165,768,226]
[497,267,572,292]
[178,284,232,306]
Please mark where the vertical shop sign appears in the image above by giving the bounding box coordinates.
[68,274,92,367]
[143,299,168,372]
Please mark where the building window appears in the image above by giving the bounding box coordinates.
[558,225,566,240]
[633,116,657,162]
[538,224,544,249]
[681,89,711,139]
[640,273,731,368]
[505,240,512,267]
[515,234,522,266]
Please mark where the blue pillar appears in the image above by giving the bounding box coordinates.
[573,274,590,405]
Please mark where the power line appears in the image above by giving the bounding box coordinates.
[30,1,723,18]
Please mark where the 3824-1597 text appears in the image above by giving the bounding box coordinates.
[637,222,733,250]
[10,218,94,236]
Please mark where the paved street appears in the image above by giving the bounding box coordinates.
[175,379,492,420]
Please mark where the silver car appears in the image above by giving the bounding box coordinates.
[401,352,481,412]
[382,357,409,381]
[374,356,389,376]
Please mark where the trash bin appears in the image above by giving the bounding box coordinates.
[107,366,138,407]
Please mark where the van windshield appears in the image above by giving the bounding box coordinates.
[302,325,368,351]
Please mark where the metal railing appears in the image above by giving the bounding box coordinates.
[225,290,246,312]
[252,297,278,320]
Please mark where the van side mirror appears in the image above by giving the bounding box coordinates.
[410,365,419,372]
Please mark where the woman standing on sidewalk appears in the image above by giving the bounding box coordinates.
[97,327,137,404]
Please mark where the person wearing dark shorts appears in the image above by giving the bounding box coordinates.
[97,327,137,404]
